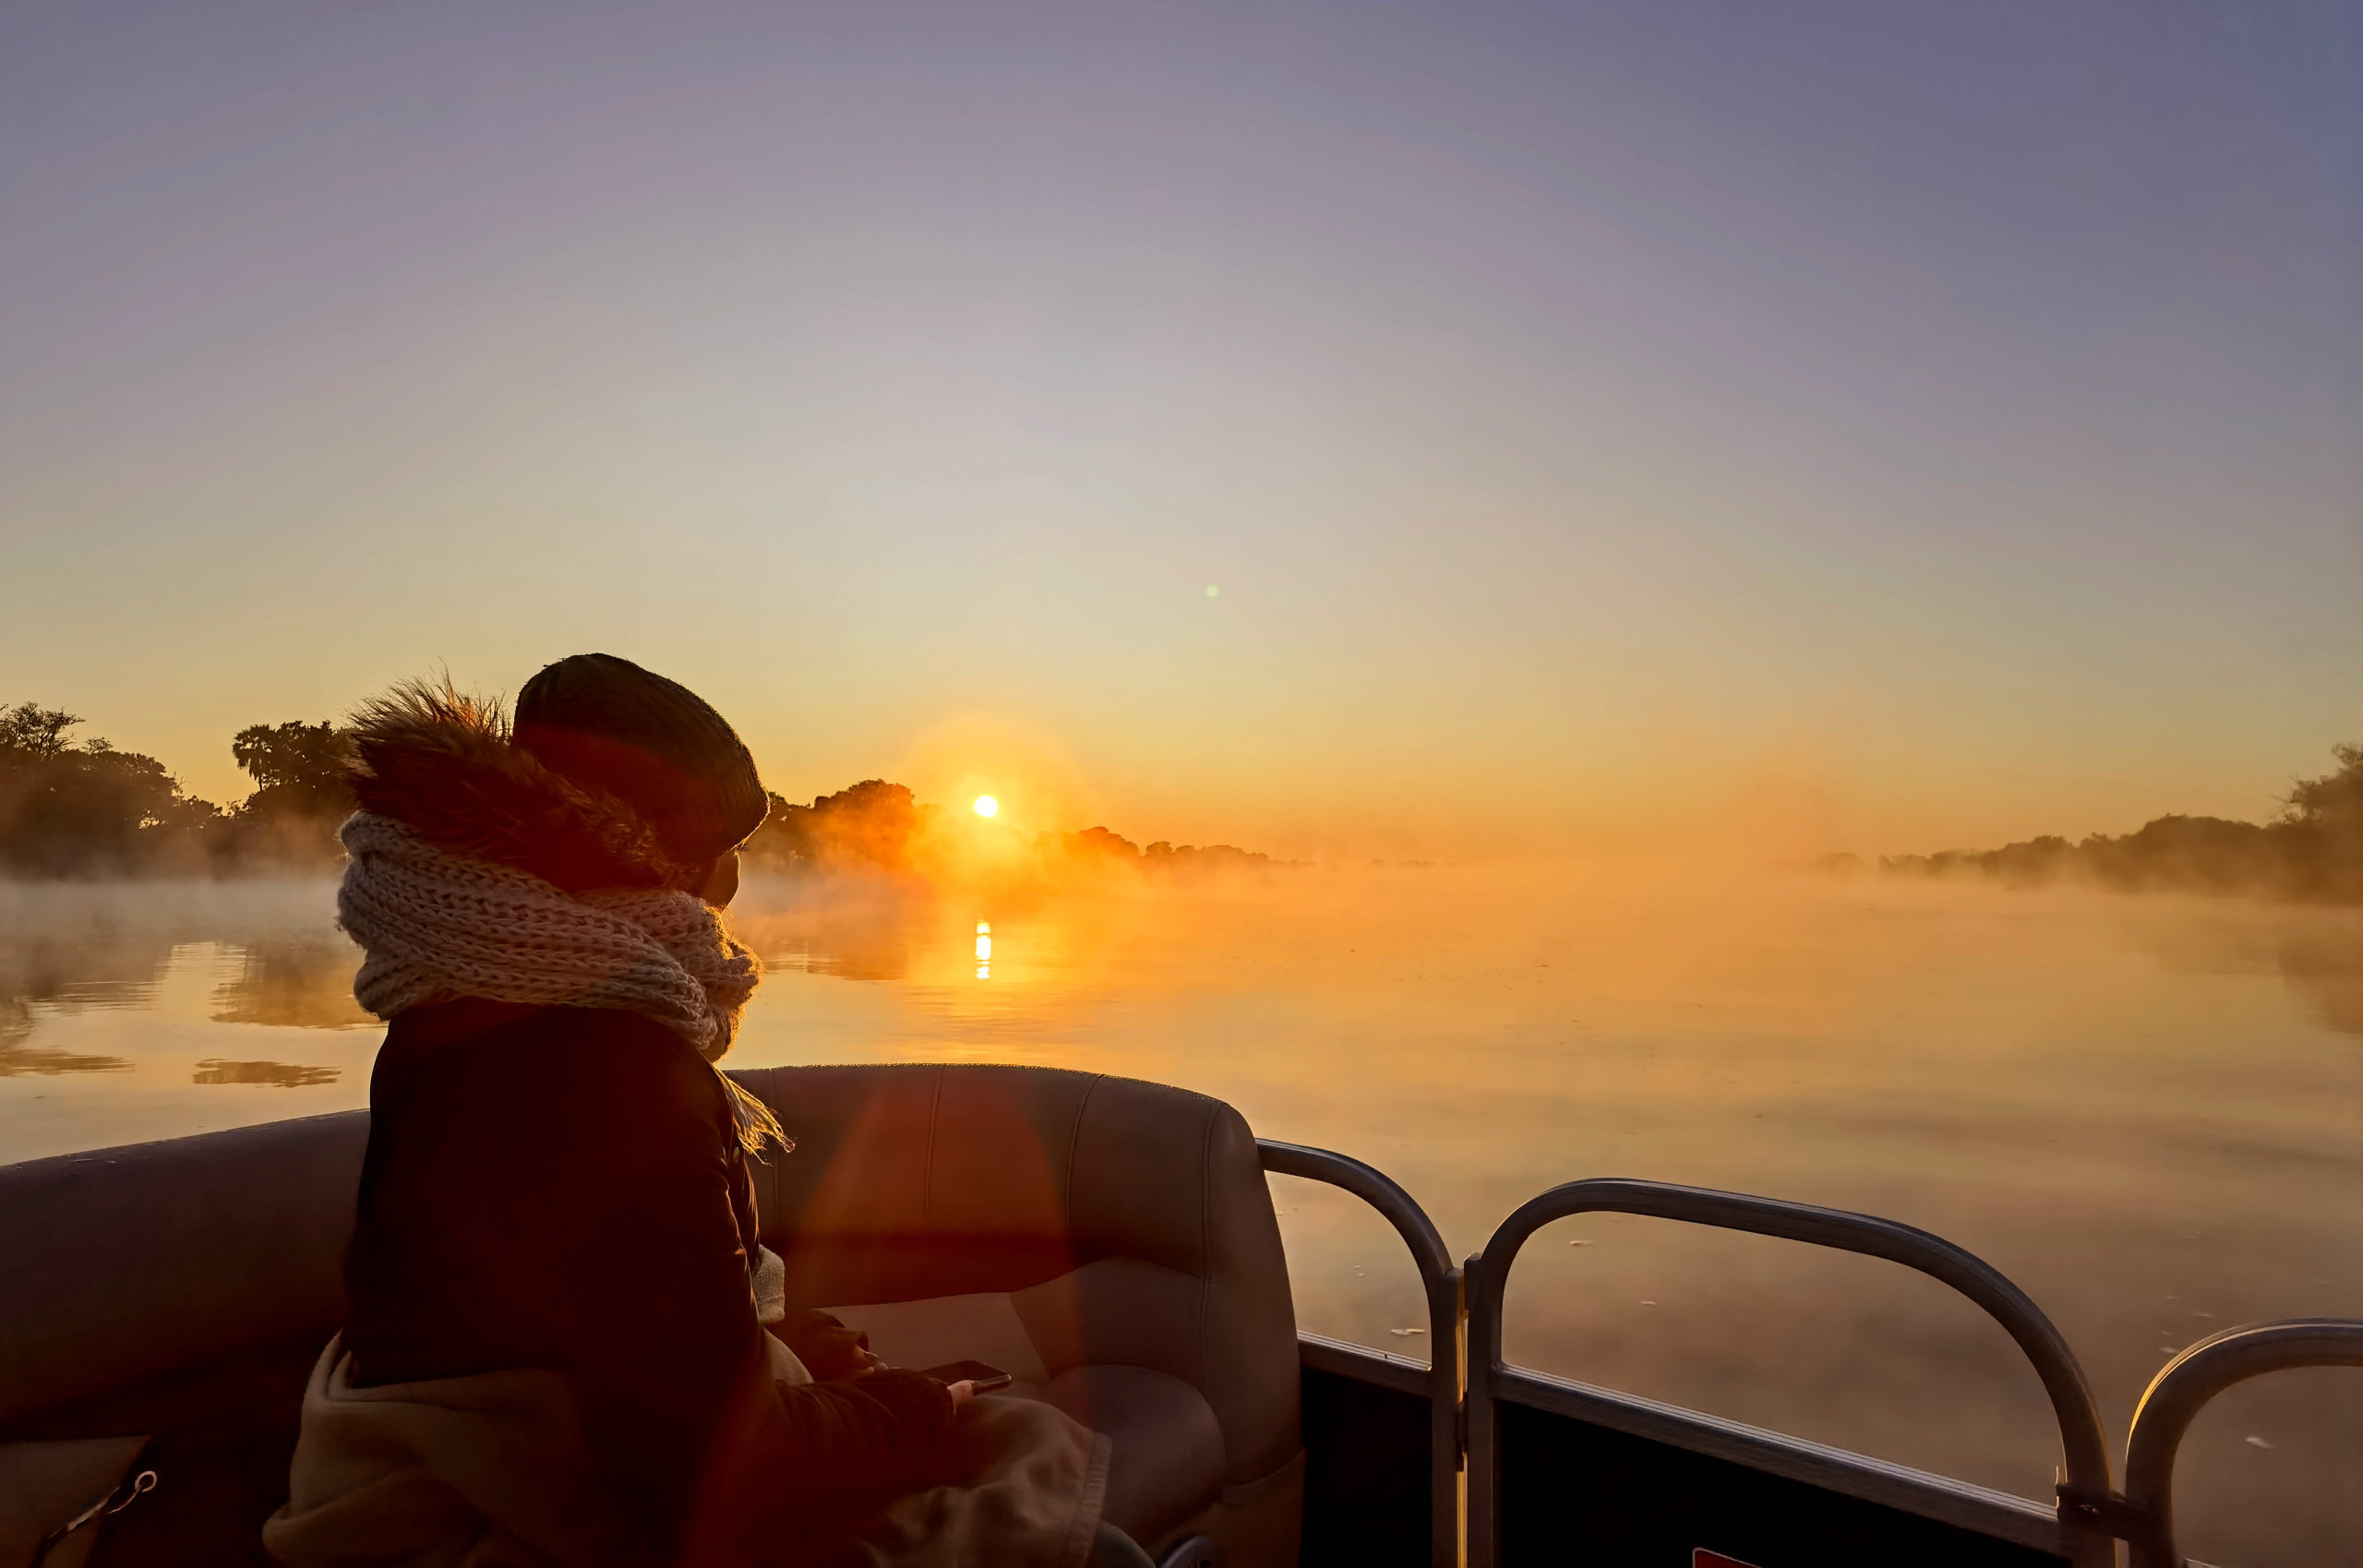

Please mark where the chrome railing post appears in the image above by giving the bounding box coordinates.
[1257,1141,1465,1568]
[2122,1319,2363,1568]
[1463,1240,1506,1568]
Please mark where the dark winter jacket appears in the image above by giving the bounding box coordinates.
[341,998,954,1562]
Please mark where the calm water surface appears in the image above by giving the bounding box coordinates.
[3,868,2357,1565]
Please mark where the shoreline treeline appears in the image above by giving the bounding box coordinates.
[1876,743,2361,904]
[0,705,350,877]
[746,780,1277,877]
[0,704,1276,880]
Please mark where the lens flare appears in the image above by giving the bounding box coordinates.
[974,796,998,818]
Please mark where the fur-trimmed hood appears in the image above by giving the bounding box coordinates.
[343,682,711,893]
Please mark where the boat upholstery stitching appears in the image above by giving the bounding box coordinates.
[920,1064,944,1231]
[1196,1103,1214,1397]
[1063,1073,1103,1245]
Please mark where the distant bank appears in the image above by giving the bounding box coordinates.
[1853,743,2361,904]
[0,701,1277,880]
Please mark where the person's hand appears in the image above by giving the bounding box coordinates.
[946,1379,976,1410]
[777,1311,882,1381]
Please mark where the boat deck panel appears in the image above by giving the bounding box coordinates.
[1499,1398,2068,1567]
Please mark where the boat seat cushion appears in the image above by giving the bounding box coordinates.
[739,1064,1302,1492]
[0,1114,369,1429]
[824,1287,1229,1542]
[1037,1366,1225,1542]
[820,1291,1052,1385]
[750,1064,1302,1564]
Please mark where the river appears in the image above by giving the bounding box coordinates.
[2,867,2356,1564]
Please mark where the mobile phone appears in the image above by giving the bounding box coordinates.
[921,1359,1014,1392]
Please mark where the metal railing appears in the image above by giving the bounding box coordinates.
[2122,1319,2363,1568]
[1459,1179,2116,1568]
[1262,1142,2360,1565]
[1258,1141,1462,1568]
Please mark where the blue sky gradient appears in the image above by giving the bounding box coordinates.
[3,1,2355,853]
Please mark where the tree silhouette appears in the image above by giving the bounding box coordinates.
[1884,742,2362,903]
[747,781,925,869]
[231,721,353,820]
[0,706,218,874]
[0,703,83,762]
[2284,743,2363,832]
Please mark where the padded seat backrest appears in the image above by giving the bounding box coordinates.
[735,1064,1301,1489]
[0,1068,1300,1502]
[0,1112,366,1430]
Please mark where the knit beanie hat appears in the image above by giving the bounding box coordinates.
[512,654,769,870]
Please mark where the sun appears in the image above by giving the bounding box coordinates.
[973,795,998,818]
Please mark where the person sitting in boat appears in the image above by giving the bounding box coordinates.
[264,655,1132,1568]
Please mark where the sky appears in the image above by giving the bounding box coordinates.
[2,0,2357,858]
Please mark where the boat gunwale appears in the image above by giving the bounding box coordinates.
[1494,1359,2065,1554]
[1298,1325,2069,1558]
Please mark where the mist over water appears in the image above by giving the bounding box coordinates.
[1,867,2356,1564]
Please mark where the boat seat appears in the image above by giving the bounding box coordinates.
[738,1064,1305,1568]
[0,1065,1303,1568]
[0,1111,371,1566]
[1036,1364,1228,1543]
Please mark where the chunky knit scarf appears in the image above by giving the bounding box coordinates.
[337,811,786,1154]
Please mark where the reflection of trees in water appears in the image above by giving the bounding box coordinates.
[0,1021,131,1075]
[729,874,927,982]
[2278,932,2363,1036]
[192,1059,341,1087]
[2120,903,2363,1038]
[209,936,370,1029]
[0,915,174,1074]
[736,906,916,982]
[0,884,366,1071]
